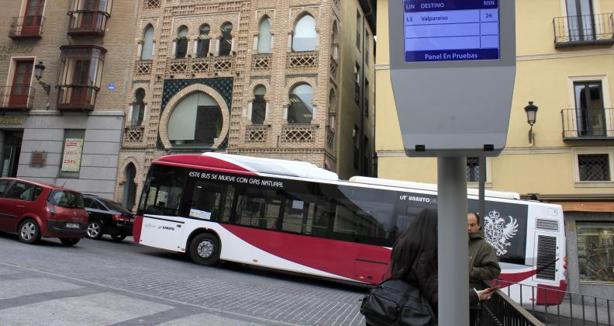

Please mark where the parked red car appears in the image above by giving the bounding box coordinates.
[0,177,88,246]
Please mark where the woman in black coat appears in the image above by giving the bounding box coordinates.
[389,209,494,315]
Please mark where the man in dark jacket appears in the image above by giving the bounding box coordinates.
[468,212,501,325]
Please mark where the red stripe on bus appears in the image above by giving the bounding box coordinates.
[223,224,390,284]
[155,154,255,175]
[132,215,143,243]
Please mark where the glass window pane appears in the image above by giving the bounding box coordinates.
[142,26,154,60]
[288,84,314,124]
[257,18,272,53]
[577,222,614,282]
[292,15,316,51]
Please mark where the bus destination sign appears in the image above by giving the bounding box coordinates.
[404,0,500,62]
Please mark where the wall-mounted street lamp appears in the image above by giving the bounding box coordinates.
[524,101,538,144]
[34,61,51,109]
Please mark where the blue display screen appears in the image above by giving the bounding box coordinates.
[404,0,500,62]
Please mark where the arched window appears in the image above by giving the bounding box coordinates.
[131,88,145,127]
[288,83,314,124]
[252,85,266,124]
[123,163,137,211]
[168,92,222,146]
[331,22,339,61]
[292,15,316,52]
[196,24,210,58]
[328,89,336,129]
[175,25,188,58]
[142,24,154,60]
[219,22,233,56]
[257,17,272,54]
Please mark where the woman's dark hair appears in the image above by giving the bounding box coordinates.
[389,208,438,279]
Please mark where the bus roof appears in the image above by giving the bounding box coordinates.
[155,153,339,181]
[349,176,521,200]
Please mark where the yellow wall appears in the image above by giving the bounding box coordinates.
[375,0,614,196]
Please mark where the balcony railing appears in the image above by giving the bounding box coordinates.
[67,10,110,36]
[554,13,614,48]
[286,51,319,71]
[134,60,153,79]
[57,85,98,111]
[9,16,44,38]
[0,85,35,109]
[561,108,614,140]
[124,126,145,144]
[251,54,272,72]
[166,56,234,78]
[245,125,269,143]
[280,124,318,144]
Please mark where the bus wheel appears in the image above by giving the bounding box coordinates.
[189,233,220,266]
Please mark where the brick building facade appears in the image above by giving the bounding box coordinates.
[116,0,375,210]
[0,0,137,197]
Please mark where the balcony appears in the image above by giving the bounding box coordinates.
[57,85,98,111]
[553,13,614,48]
[166,56,234,78]
[9,16,44,39]
[67,10,109,36]
[245,125,269,143]
[280,124,318,145]
[134,60,153,80]
[124,126,145,144]
[0,85,35,109]
[251,54,272,73]
[286,51,319,72]
[561,108,614,140]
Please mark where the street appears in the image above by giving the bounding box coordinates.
[0,233,367,325]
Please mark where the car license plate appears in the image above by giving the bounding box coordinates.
[65,223,80,229]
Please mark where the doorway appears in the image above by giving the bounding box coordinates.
[1,130,23,177]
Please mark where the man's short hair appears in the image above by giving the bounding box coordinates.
[468,211,481,225]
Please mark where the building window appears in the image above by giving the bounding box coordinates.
[365,31,370,66]
[10,0,45,38]
[68,0,111,35]
[353,126,360,169]
[4,59,34,108]
[168,92,222,147]
[175,26,188,59]
[356,11,362,49]
[364,79,370,117]
[578,154,610,181]
[141,24,154,60]
[466,157,480,182]
[577,222,614,283]
[60,129,85,178]
[219,22,233,56]
[292,14,316,52]
[331,22,339,61]
[257,17,272,54]
[288,83,314,124]
[574,81,605,137]
[57,45,106,111]
[196,24,210,58]
[131,88,145,127]
[565,0,596,42]
[251,85,266,125]
[354,63,361,104]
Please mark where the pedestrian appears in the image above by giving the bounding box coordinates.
[467,211,501,326]
[370,209,494,325]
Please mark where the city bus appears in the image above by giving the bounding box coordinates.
[133,153,567,305]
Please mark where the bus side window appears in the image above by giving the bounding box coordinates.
[189,181,228,221]
[311,203,333,236]
[282,199,310,234]
[235,188,282,230]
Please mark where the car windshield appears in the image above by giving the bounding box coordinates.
[101,198,132,214]
[48,190,85,208]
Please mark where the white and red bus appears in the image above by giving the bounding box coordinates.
[133,153,567,304]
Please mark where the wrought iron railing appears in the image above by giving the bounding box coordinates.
[67,10,110,36]
[553,13,614,47]
[484,279,613,326]
[0,85,35,109]
[57,85,98,111]
[9,16,44,38]
[561,108,614,139]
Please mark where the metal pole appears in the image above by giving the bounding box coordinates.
[479,155,486,218]
[438,156,469,326]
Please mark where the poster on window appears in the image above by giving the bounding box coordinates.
[61,138,84,172]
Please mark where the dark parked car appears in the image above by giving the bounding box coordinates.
[0,177,88,246]
[83,194,134,241]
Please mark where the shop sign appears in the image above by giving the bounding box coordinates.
[61,138,84,172]
[30,151,47,167]
[0,116,25,126]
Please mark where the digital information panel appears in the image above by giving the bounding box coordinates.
[404,0,500,62]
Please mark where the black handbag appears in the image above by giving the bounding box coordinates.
[360,279,437,326]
